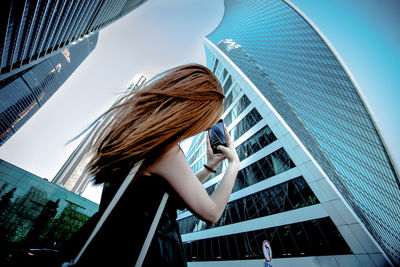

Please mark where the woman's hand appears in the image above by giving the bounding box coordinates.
[148,124,239,224]
[205,131,226,170]
[216,124,239,167]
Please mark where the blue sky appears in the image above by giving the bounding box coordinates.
[0,0,398,202]
[290,0,400,172]
[0,0,224,183]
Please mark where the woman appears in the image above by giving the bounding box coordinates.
[75,64,239,266]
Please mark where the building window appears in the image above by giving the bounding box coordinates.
[222,69,228,81]
[203,164,223,183]
[230,108,262,141]
[236,124,277,161]
[212,58,219,73]
[223,84,242,110]
[188,143,205,165]
[205,147,294,196]
[215,64,223,81]
[179,176,313,234]
[223,75,233,94]
[186,132,205,159]
[224,94,251,127]
[233,147,295,193]
[183,217,351,261]
[192,155,206,173]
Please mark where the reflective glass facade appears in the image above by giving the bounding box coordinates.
[180,52,351,262]
[0,33,98,146]
[0,159,98,262]
[0,0,146,79]
[204,147,295,198]
[204,0,400,264]
[223,83,242,110]
[180,176,318,235]
[236,124,277,161]
[232,147,295,193]
[186,132,206,162]
[183,217,351,262]
[224,94,250,127]
[229,108,262,140]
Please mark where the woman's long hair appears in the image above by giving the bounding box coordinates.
[88,64,224,184]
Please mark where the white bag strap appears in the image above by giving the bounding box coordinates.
[72,161,143,265]
[135,192,169,267]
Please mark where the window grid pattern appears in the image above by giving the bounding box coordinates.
[222,75,233,94]
[192,155,206,174]
[188,143,206,166]
[205,46,214,70]
[229,108,262,141]
[183,217,351,262]
[222,69,228,81]
[224,94,251,127]
[212,58,219,73]
[203,164,224,184]
[234,147,295,193]
[215,64,223,82]
[223,83,242,111]
[236,124,277,161]
[179,176,318,235]
[186,132,206,160]
[1,34,97,145]
[0,0,145,75]
[207,0,400,263]
[206,147,294,199]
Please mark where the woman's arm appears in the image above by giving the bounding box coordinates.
[148,126,239,224]
[195,167,214,184]
[195,133,225,183]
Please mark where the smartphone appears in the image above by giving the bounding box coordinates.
[208,119,227,154]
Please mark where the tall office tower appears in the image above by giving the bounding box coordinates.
[52,74,147,195]
[178,1,400,266]
[0,0,147,81]
[0,33,98,146]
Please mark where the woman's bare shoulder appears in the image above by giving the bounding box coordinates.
[145,144,183,174]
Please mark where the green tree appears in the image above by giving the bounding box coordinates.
[0,187,15,213]
[0,182,9,196]
[40,203,90,248]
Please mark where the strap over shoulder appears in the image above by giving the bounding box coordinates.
[68,160,144,265]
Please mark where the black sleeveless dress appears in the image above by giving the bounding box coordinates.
[75,172,188,266]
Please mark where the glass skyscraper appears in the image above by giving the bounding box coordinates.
[0,0,147,81]
[0,0,148,146]
[0,33,98,146]
[178,1,399,266]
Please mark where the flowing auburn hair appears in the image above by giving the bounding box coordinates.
[88,64,224,184]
